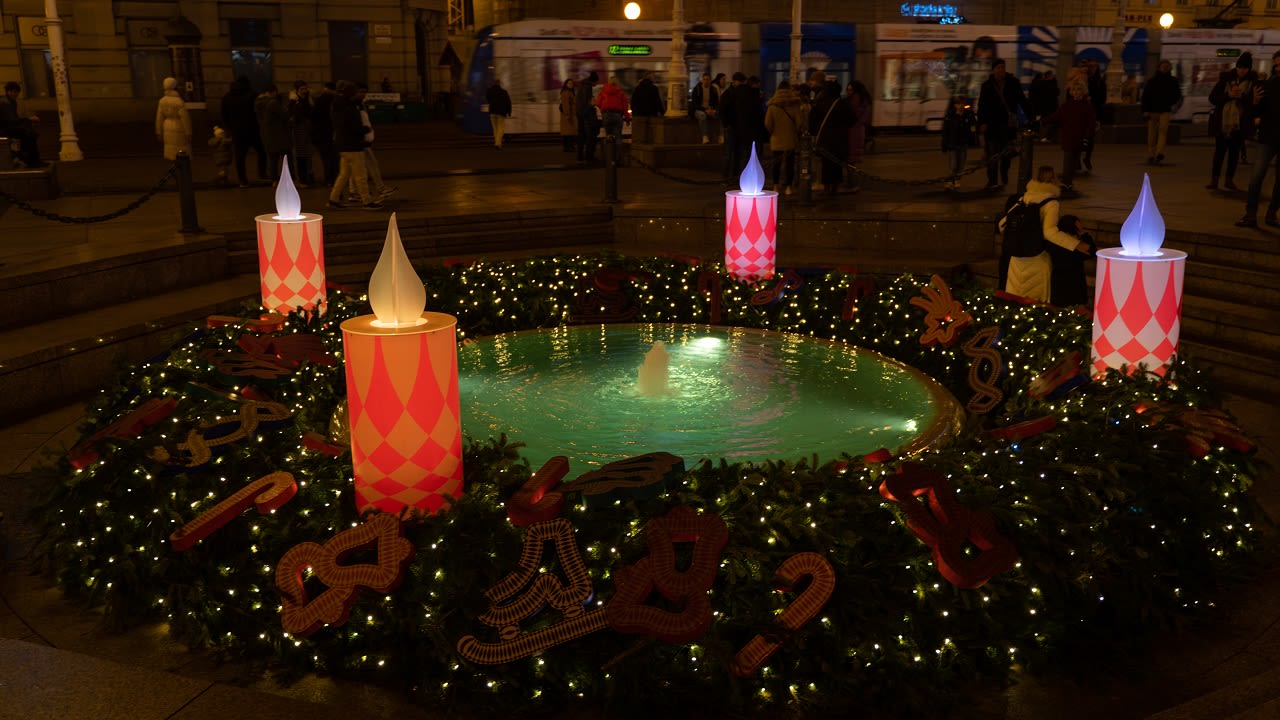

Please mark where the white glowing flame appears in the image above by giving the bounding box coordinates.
[1119,173,1165,257]
[740,142,765,195]
[368,213,427,327]
[273,156,303,220]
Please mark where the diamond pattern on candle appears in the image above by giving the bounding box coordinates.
[724,193,777,281]
[1091,254,1184,377]
[258,218,327,314]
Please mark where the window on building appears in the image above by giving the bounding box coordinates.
[127,19,172,98]
[229,19,273,92]
[1269,0,1278,10]
[329,22,369,86]
[20,49,55,98]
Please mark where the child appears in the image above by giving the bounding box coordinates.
[1048,213,1097,307]
[208,125,233,186]
[940,97,977,190]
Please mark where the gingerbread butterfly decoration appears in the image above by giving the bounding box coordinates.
[909,274,973,348]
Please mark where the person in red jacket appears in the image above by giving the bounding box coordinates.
[594,76,631,140]
[1042,83,1096,192]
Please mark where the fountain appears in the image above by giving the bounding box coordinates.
[637,341,670,397]
[458,324,961,468]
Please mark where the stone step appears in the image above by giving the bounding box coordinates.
[1,233,228,332]
[1145,663,1280,720]
[225,208,615,275]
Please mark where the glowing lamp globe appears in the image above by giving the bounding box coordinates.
[255,156,327,314]
[341,214,464,515]
[724,143,777,281]
[1092,174,1187,377]
[624,2,641,20]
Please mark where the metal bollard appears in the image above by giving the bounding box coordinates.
[796,132,813,206]
[1015,129,1035,196]
[175,151,203,234]
[602,135,619,204]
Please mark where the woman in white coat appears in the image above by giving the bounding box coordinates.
[155,77,192,160]
[998,165,1093,302]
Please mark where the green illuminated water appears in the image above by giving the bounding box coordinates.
[458,324,960,469]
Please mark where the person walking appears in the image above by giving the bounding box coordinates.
[327,81,380,210]
[1207,53,1257,191]
[1141,60,1183,165]
[844,81,872,193]
[718,72,746,181]
[353,82,396,200]
[1083,58,1107,173]
[288,81,315,186]
[997,165,1092,302]
[1029,70,1060,142]
[1042,83,1096,192]
[809,79,852,197]
[221,76,267,186]
[630,72,664,118]
[575,71,599,164]
[1235,50,1280,227]
[559,78,578,153]
[255,84,291,183]
[486,78,512,149]
[764,80,805,194]
[978,58,1028,190]
[594,76,630,140]
[154,77,191,161]
[311,81,339,186]
[940,96,978,190]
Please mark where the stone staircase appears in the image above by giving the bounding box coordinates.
[969,220,1280,403]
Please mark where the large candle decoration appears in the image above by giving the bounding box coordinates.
[724,143,777,281]
[256,156,327,315]
[1092,174,1187,377]
[340,214,463,515]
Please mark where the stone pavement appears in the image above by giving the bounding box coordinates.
[2,122,1279,719]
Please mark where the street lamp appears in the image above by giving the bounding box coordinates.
[1159,13,1174,30]
[624,2,641,20]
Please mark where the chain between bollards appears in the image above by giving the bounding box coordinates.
[1015,129,1036,196]
[602,135,619,204]
[175,151,203,234]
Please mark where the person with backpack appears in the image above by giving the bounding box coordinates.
[996,165,1093,302]
[764,80,806,194]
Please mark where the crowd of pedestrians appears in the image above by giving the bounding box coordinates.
[201,75,396,209]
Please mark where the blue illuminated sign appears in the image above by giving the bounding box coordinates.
[900,3,961,19]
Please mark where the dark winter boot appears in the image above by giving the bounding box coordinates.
[1265,209,1280,227]
[1235,211,1258,228]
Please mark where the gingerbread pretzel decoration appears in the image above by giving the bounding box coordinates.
[275,512,414,636]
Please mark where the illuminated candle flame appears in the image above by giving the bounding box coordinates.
[368,213,427,327]
[740,142,765,195]
[1119,173,1165,257]
[273,156,303,220]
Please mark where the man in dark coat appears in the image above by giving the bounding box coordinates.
[977,58,1028,189]
[1029,70,1060,141]
[575,71,599,163]
[730,76,767,175]
[221,75,267,186]
[1,81,42,167]
[486,79,512,149]
[630,73,664,117]
[310,81,339,185]
[1236,50,1280,227]
[1141,60,1183,165]
[718,72,746,181]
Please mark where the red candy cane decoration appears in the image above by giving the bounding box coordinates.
[730,552,837,677]
[507,456,570,526]
[170,471,298,551]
